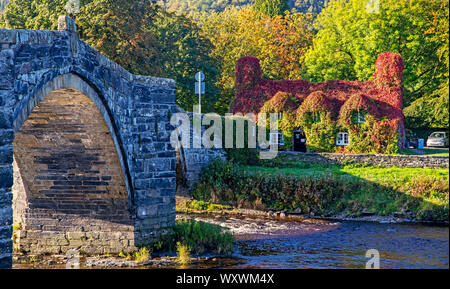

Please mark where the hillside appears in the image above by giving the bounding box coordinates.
[1,1,326,15]
[160,0,327,14]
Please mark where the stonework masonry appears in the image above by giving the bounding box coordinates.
[280,152,449,169]
[175,109,226,193]
[0,16,178,268]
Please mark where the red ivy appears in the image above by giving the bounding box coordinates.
[297,91,339,119]
[232,52,406,141]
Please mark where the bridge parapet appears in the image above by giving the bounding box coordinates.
[0,17,177,267]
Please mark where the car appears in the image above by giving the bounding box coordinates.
[405,129,419,149]
[426,132,449,148]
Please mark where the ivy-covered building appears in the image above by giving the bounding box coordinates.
[231,52,406,154]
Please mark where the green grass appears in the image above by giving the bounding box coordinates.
[241,163,449,217]
[422,148,449,156]
[194,160,449,222]
[243,163,448,187]
[400,148,449,156]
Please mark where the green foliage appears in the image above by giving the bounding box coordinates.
[198,7,314,112]
[152,12,221,112]
[253,0,290,16]
[134,247,150,264]
[302,114,337,152]
[161,0,327,15]
[0,0,221,113]
[176,242,191,266]
[220,115,259,165]
[155,219,234,255]
[304,0,448,128]
[179,199,233,212]
[194,160,449,221]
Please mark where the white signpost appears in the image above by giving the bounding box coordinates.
[195,72,205,114]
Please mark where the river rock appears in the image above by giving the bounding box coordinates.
[292,208,302,214]
[361,209,376,216]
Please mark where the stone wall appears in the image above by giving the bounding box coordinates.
[279,152,449,169]
[0,16,177,267]
[175,109,226,193]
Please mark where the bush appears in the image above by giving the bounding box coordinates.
[153,219,235,256]
[193,160,449,221]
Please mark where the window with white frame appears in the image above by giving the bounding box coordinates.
[336,132,349,146]
[354,111,366,124]
[311,111,321,123]
[269,131,284,146]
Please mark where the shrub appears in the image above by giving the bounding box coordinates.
[221,115,259,165]
[134,247,150,264]
[153,218,234,256]
[193,160,449,221]
[176,242,191,266]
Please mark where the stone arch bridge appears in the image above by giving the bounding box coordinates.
[0,16,179,268]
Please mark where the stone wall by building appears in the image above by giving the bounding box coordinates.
[175,109,226,193]
[279,152,449,169]
[0,16,177,267]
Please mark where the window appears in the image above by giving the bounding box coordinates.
[353,111,366,124]
[430,132,446,138]
[336,132,349,146]
[269,131,284,146]
[309,111,321,123]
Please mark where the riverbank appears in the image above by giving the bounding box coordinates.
[13,211,449,269]
[192,160,449,223]
[177,196,448,225]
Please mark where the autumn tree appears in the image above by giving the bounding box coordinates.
[199,7,314,112]
[303,0,448,128]
[1,0,221,113]
[404,0,449,129]
[253,0,290,16]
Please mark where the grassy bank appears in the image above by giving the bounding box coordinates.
[193,160,449,222]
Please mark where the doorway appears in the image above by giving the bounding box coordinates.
[293,130,307,152]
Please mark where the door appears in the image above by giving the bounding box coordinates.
[293,130,307,152]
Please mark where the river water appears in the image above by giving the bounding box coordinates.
[13,215,449,269]
[185,215,449,269]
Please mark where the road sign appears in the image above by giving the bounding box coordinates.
[195,72,205,114]
[195,71,205,82]
[195,82,205,94]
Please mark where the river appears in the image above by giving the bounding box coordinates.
[13,215,449,269]
[184,214,449,269]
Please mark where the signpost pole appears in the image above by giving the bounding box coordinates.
[195,72,205,115]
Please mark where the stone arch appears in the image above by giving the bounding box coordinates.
[12,73,133,207]
[12,75,137,255]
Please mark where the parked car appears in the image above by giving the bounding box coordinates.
[426,132,449,148]
[405,129,419,149]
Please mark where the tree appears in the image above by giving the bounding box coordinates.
[303,0,447,115]
[199,7,314,112]
[153,12,221,112]
[404,0,449,129]
[253,0,290,16]
[1,0,221,113]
